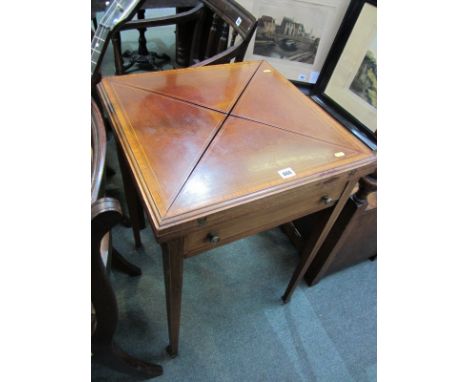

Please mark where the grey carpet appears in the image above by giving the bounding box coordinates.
[91,217,376,382]
[92,9,376,381]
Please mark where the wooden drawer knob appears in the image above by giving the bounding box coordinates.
[207,233,220,243]
[321,195,333,205]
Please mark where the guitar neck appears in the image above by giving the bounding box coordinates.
[91,24,111,78]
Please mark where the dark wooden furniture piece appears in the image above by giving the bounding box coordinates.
[91,100,108,202]
[97,60,376,357]
[91,100,163,377]
[282,172,377,285]
[110,0,257,74]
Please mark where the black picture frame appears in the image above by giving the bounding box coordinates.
[311,0,377,150]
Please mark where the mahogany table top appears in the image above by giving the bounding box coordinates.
[98,61,376,238]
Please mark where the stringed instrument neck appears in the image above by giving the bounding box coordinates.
[91,0,143,83]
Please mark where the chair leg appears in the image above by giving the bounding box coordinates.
[162,238,185,358]
[92,200,162,377]
[111,247,142,277]
[93,342,163,377]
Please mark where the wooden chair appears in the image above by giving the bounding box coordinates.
[110,0,258,73]
[91,100,163,377]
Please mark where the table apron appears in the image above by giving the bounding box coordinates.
[174,175,351,257]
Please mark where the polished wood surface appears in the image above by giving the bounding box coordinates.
[167,114,362,217]
[108,60,258,112]
[97,60,376,356]
[99,61,373,229]
[108,82,226,214]
[231,62,365,152]
[182,172,349,257]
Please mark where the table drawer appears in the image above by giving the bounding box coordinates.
[183,176,348,256]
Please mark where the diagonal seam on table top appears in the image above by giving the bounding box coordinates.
[106,61,366,218]
[165,114,368,217]
[109,81,228,217]
[108,80,231,116]
[106,62,262,217]
[164,61,264,214]
[224,61,264,117]
[103,82,169,219]
[107,61,262,115]
[226,113,363,155]
[230,60,367,153]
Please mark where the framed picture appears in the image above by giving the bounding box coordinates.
[237,0,351,84]
[312,0,377,149]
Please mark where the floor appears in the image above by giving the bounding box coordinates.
[92,220,377,382]
[92,9,376,382]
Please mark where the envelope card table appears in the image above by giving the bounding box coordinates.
[97,60,376,356]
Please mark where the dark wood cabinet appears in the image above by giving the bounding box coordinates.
[283,173,376,285]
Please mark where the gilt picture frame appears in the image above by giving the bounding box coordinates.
[312,0,377,149]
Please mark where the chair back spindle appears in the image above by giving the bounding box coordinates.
[205,13,222,59]
[230,29,238,47]
[217,22,229,56]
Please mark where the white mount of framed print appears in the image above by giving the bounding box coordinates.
[237,0,351,83]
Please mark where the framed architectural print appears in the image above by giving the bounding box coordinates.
[312,0,377,149]
[237,0,351,84]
